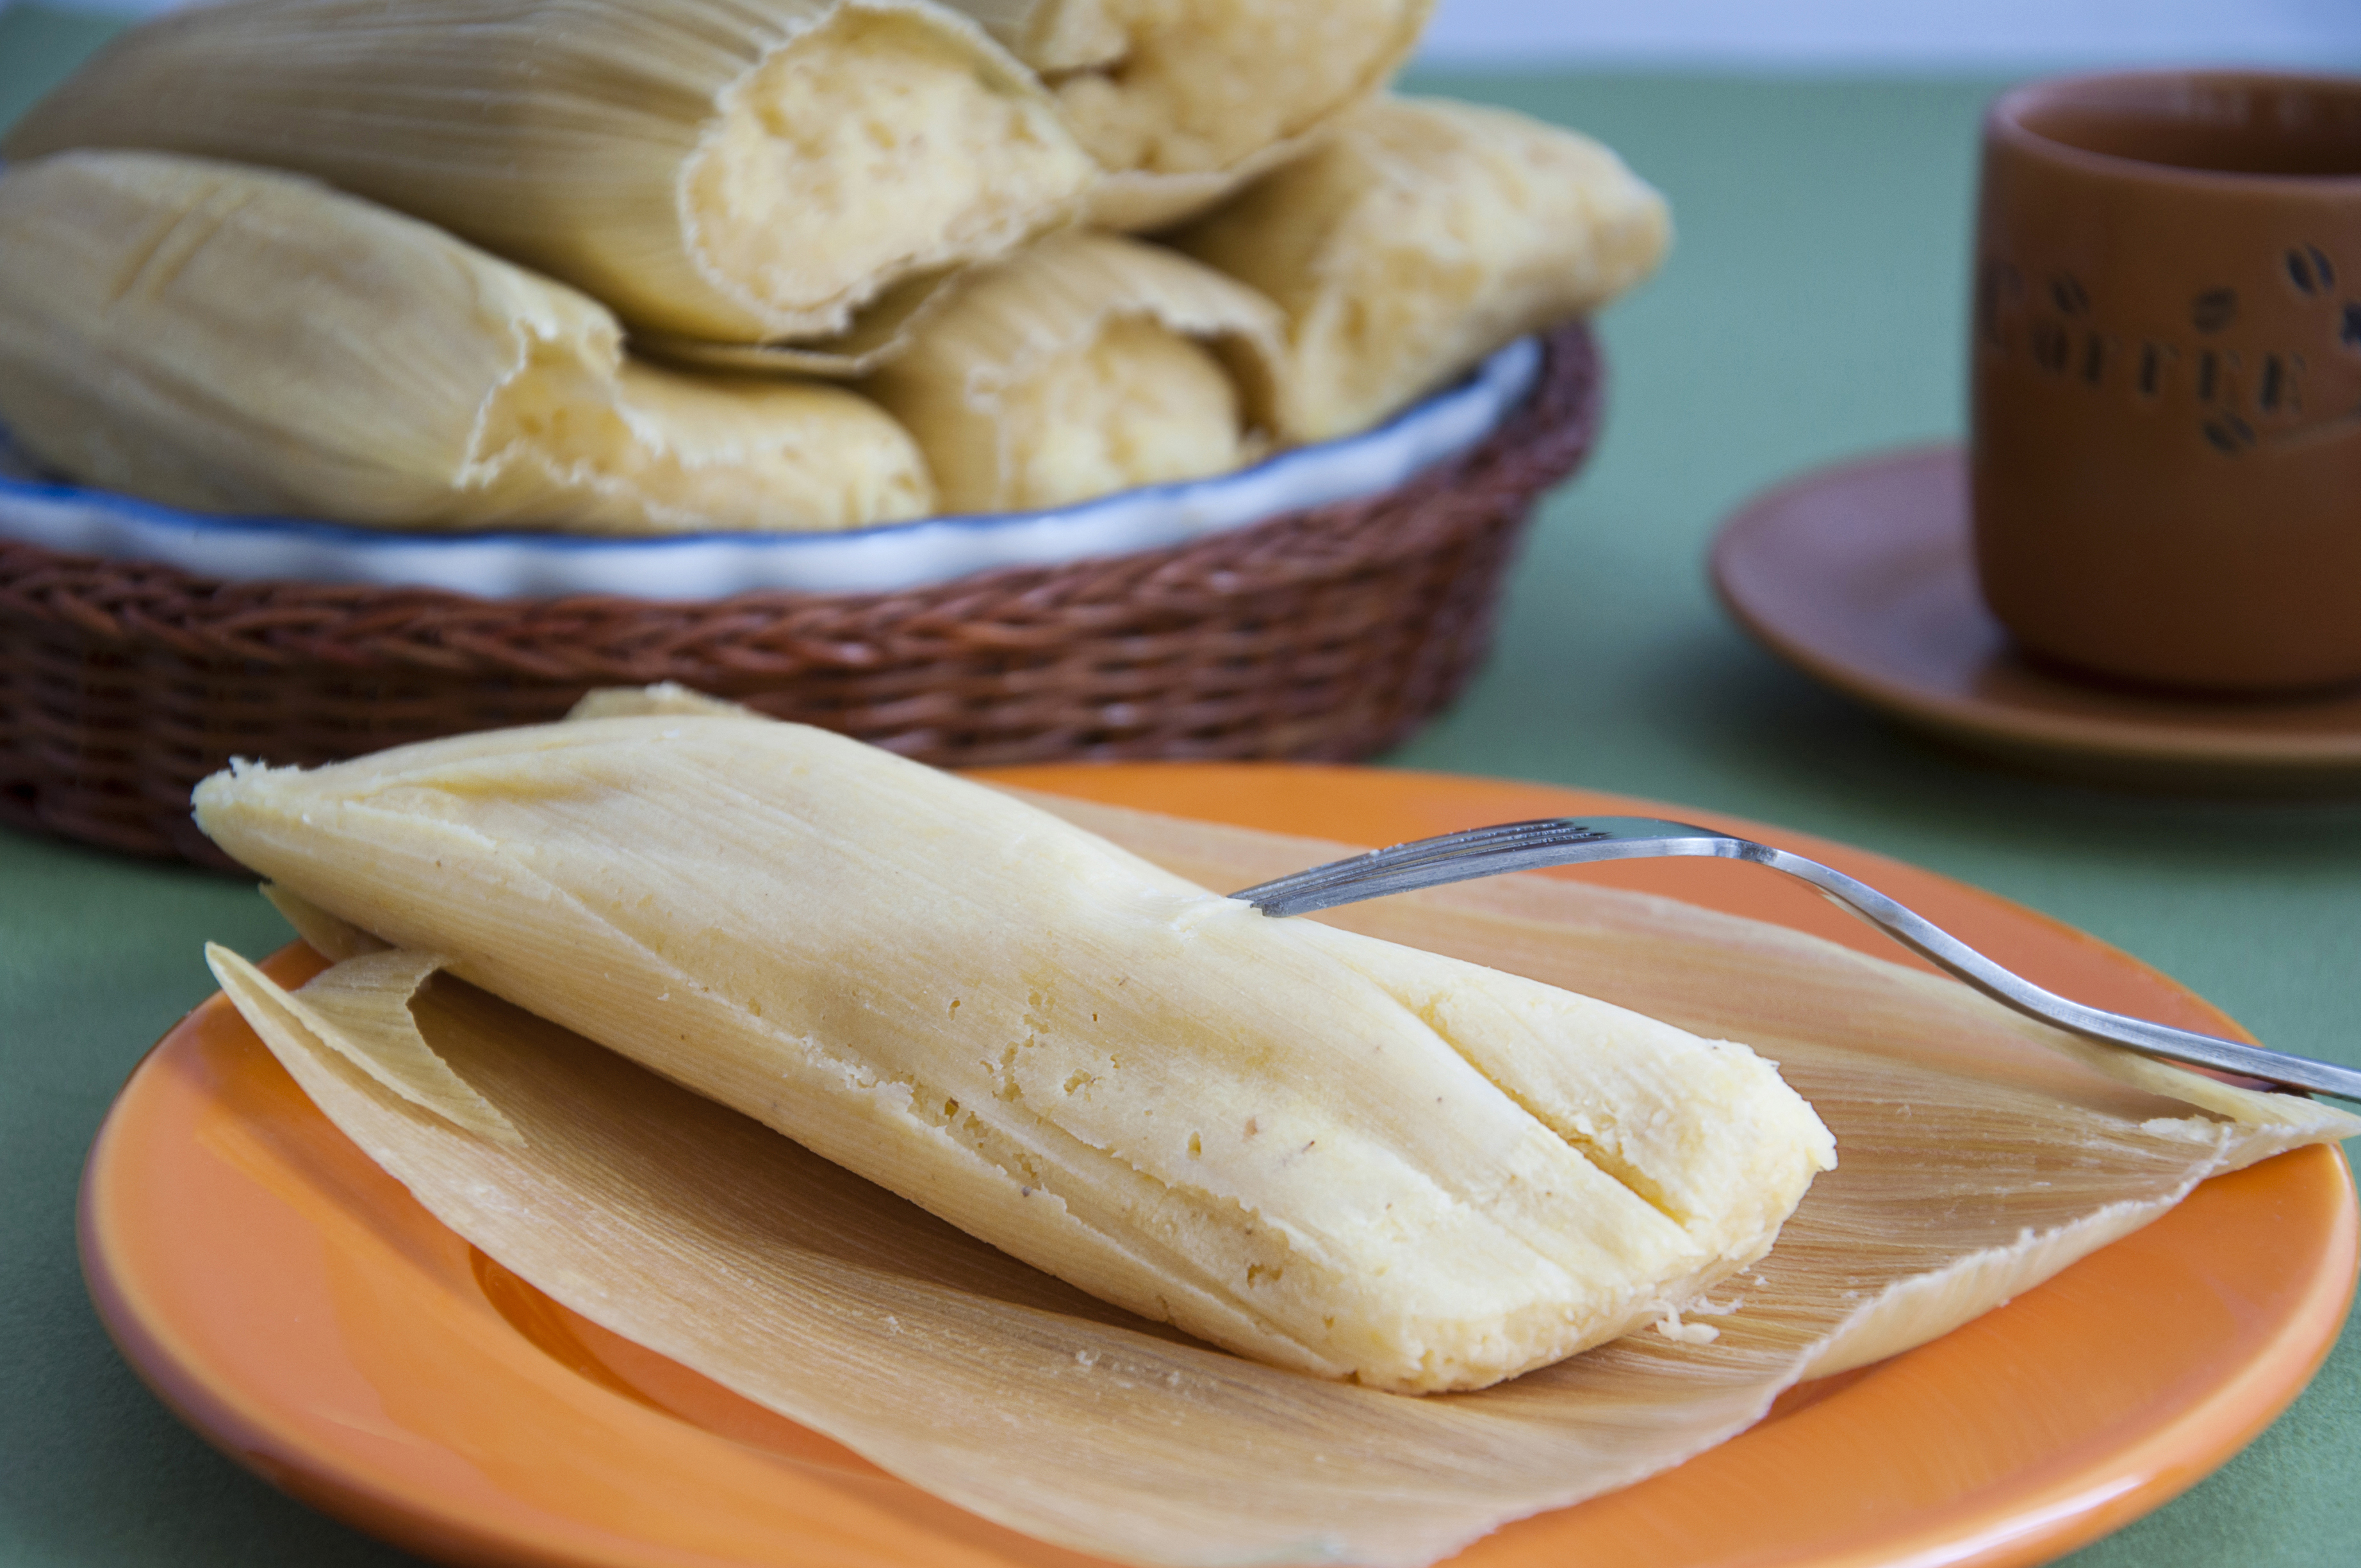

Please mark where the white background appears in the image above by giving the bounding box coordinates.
[15,0,2361,70]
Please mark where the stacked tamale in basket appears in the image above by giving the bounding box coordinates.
[0,0,1667,862]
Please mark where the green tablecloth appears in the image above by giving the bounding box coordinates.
[3,10,2356,1564]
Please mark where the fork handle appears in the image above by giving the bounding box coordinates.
[1737,843,2361,1102]
[1235,822,2361,1102]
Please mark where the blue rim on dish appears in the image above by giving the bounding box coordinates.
[0,339,1540,601]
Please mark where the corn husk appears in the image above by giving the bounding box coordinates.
[0,152,933,532]
[260,883,389,963]
[200,738,2358,1567]
[2,0,1096,345]
[209,945,522,1147]
[1173,95,1673,441]
[862,231,1284,510]
[193,712,1838,1394]
[632,268,960,377]
[941,0,1437,230]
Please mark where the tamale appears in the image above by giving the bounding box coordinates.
[192,711,1835,1394]
[193,733,2360,1567]
[2,0,1097,343]
[1173,95,1672,441]
[864,231,1284,510]
[0,152,933,532]
[941,0,1437,229]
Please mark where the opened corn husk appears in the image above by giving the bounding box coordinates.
[1174,95,1672,441]
[863,231,1285,510]
[193,689,2358,1565]
[0,152,933,532]
[941,0,1436,230]
[3,0,1096,345]
[193,707,1838,1393]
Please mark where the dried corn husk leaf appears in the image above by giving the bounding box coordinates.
[207,943,521,1146]
[941,0,1436,229]
[632,269,960,378]
[864,231,1285,510]
[1173,95,1672,441]
[565,683,765,723]
[208,783,2356,1567]
[0,152,933,531]
[260,885,390,963]
[3,0,1096,343]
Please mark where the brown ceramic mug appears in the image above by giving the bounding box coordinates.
[1971,70,2361,692]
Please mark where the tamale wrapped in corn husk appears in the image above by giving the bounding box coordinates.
[193,708,1838,1394]
[942,0,1437,229]
[864,231,1285,511]
[0,152,933,532]
[192,688,2360,1567]
[1174,95,1672,442]
[2,0,1097,345]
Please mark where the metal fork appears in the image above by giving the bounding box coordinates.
[1231,816,2361,1102]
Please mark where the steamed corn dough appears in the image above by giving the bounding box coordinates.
[1175,96,1673,441]
[941,0,1436,228]
[194,712,1836,1393]
[0,153,931,531]
[3,0,1096,343]
[196,709,2361,1568]
[866,233,1282,510]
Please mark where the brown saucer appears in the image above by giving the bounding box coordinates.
[1710,446,2361,794]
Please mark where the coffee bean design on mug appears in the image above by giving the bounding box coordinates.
[1973,249,2360,461]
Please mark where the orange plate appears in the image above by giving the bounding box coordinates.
[82,764,2357,1568]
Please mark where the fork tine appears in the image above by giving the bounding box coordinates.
[1232,820,1610,906]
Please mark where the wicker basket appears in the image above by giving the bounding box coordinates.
[0,323,1600,868]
